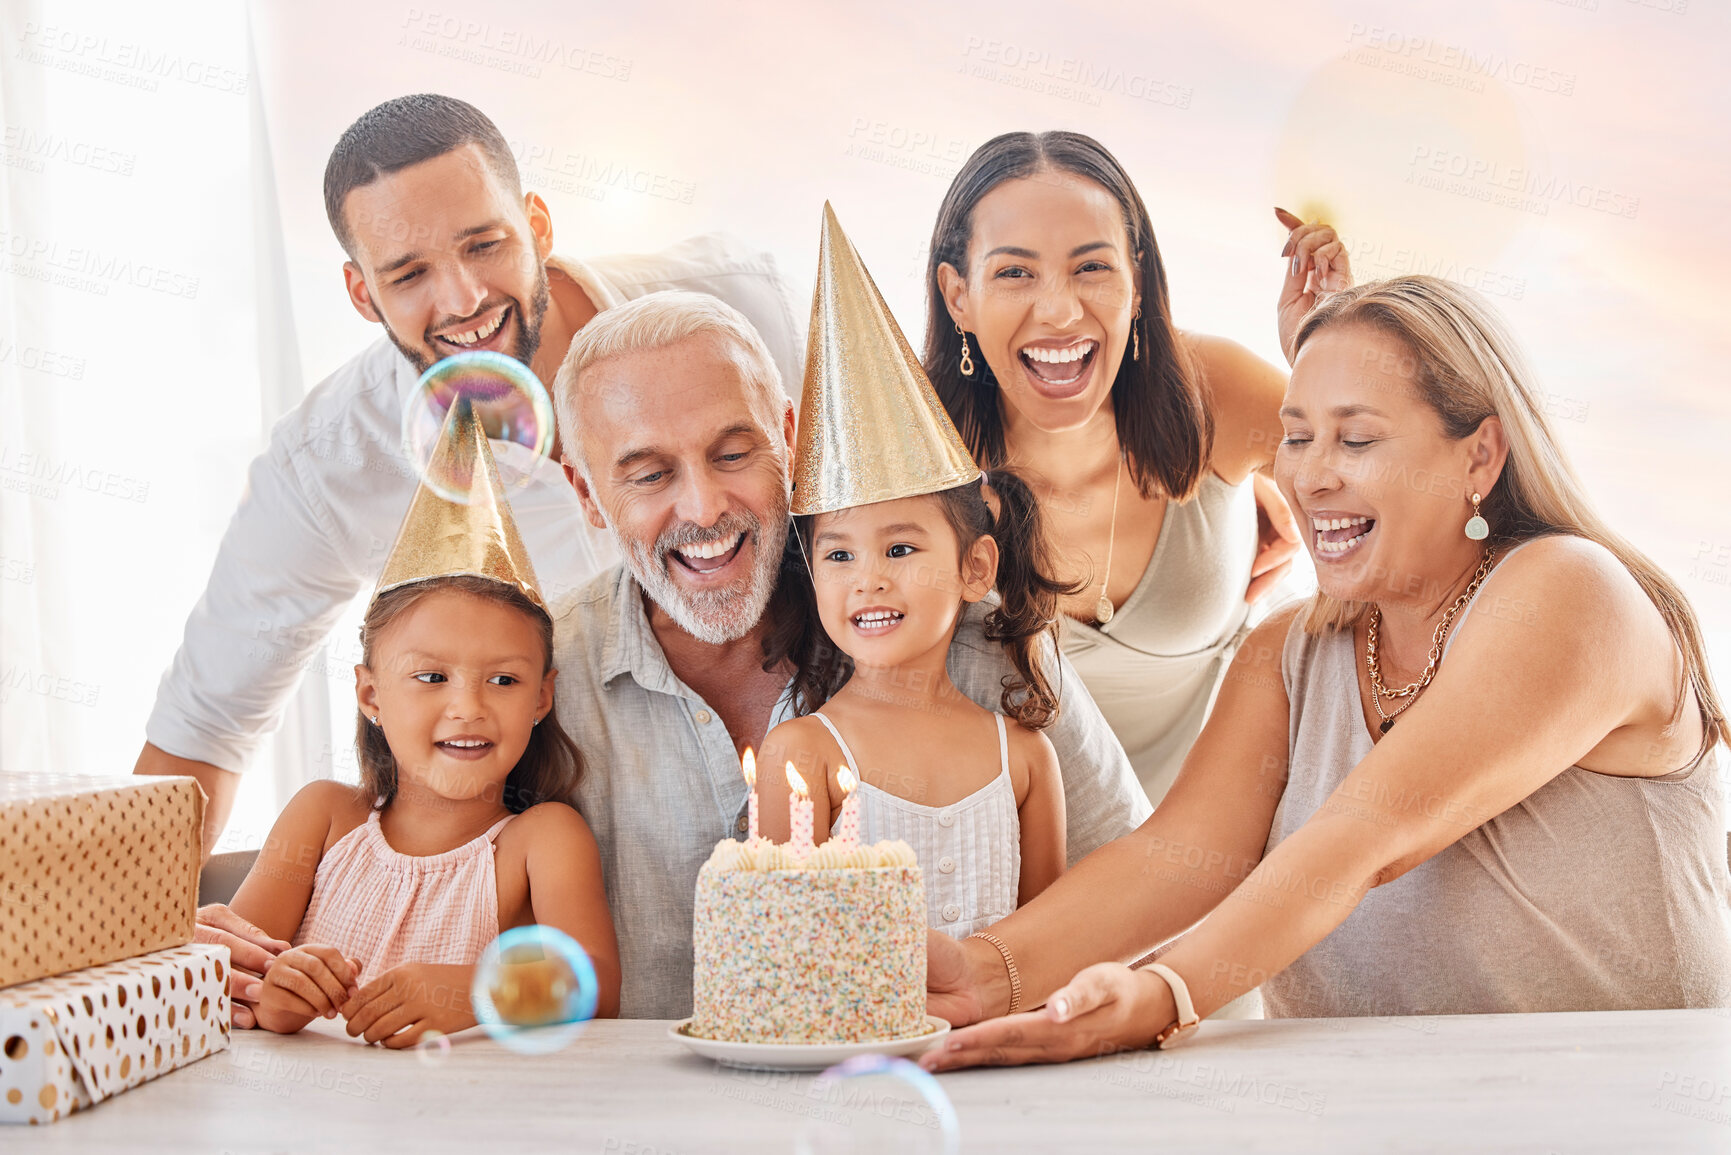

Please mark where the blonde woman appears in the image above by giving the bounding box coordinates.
[922,276,1730,1068]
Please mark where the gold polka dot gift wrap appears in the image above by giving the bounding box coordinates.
[0,775,203,990]
[688,838,927,1044]
[0,944,231,1125]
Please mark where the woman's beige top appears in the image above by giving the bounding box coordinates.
[1060,473,1259,806]
[1263,557,1731,1017]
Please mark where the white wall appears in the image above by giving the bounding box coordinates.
[3,0,1726,849]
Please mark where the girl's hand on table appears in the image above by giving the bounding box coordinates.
[342,962,477,1048]
[257,945,360,1032]
[920,963,1173,1072]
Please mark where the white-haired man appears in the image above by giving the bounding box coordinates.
[551,291,1150,1018]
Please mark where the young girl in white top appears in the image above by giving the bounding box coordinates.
[759,470,1071,938]
[760,204,1072,936]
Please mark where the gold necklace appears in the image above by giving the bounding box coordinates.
[1365,547,1496,733]
[1095,456,1123,625]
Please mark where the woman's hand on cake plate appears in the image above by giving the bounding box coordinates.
[342,962,477,1048]
[196,903,292,1028]
[920,963,1173,1072]
[926,930,994,1028]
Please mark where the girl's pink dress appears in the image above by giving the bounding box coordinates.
[293,803,515,980]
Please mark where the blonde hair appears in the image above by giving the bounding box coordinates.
[1293,275,1724,753]
[553,290,785,478]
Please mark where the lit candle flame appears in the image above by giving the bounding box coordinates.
[837,766,857,795]
[785,762,809,799]
[742,747,756,787]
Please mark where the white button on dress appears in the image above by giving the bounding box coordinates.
[813,711,1021,941]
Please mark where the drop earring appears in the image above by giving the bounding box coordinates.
[1465,492,1489,541]
[1131,308,1141,362]
[956,323,975,377]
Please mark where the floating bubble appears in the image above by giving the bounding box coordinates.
[415,1029,450,1067]
[794,1054,960,1155]
[470,925,598,1055]
[402,351,554,504]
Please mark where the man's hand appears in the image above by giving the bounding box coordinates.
[256,945,360,1033]
[341,963,477,1048]
[1275,207,1353,365]
[1247,471,1300,604]
[196,904,290,1029]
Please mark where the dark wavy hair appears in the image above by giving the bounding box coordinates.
[925,130,1213,502]
[764,471,1081,730]
[356,574,584,812]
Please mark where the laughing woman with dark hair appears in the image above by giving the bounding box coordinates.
[926,131,1351,810]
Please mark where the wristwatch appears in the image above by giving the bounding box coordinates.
[1147,962,1201,1049]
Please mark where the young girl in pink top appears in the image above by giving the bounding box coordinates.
[228,572,621,1045]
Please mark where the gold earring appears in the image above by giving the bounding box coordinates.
[1465,492,1489,541]
[956,322,975,377]
[1132,308,1141,362]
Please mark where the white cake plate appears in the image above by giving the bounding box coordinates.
[669,1015,951,1071]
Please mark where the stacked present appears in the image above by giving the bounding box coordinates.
[0,775,230,1125]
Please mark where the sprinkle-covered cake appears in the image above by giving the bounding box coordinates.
[688,837,927,1044]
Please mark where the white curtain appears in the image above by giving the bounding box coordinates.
[0,0,330,845]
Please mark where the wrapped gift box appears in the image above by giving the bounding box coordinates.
[0,944,231,1124]
[0,774,202,989]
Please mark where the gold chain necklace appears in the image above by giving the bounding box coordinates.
[1365,547,1497,733]
[1095,456,1123,625]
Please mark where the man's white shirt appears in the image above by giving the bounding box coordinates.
[147,235,804,772]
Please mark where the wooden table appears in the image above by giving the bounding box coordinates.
[10,1009,1730,1152]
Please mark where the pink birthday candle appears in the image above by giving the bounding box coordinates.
[742,748,759,842]
[785,762,814,858]
[835,766,860,848]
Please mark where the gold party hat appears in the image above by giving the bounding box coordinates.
[791,202,980,516]
[373,399,545,608]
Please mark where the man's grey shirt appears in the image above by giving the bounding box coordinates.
[554,566,1153,1018]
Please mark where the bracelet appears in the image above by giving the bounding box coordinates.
[1146,962,1201,1049]
[968,931,1022,1016]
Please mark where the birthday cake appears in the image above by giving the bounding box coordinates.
[687,837,927,1044]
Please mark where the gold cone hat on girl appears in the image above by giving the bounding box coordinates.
[791,202,980,516]
[373,399,545,608]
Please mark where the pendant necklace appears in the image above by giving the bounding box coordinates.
[1095,456,1123,625]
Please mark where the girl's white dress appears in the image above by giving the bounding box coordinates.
[813,711,1020,939]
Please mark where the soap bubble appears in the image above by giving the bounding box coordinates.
[794,1054,960,1154]
[470,925,598,1055]
[401,351,554,504]
[415,1029,450,1067]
